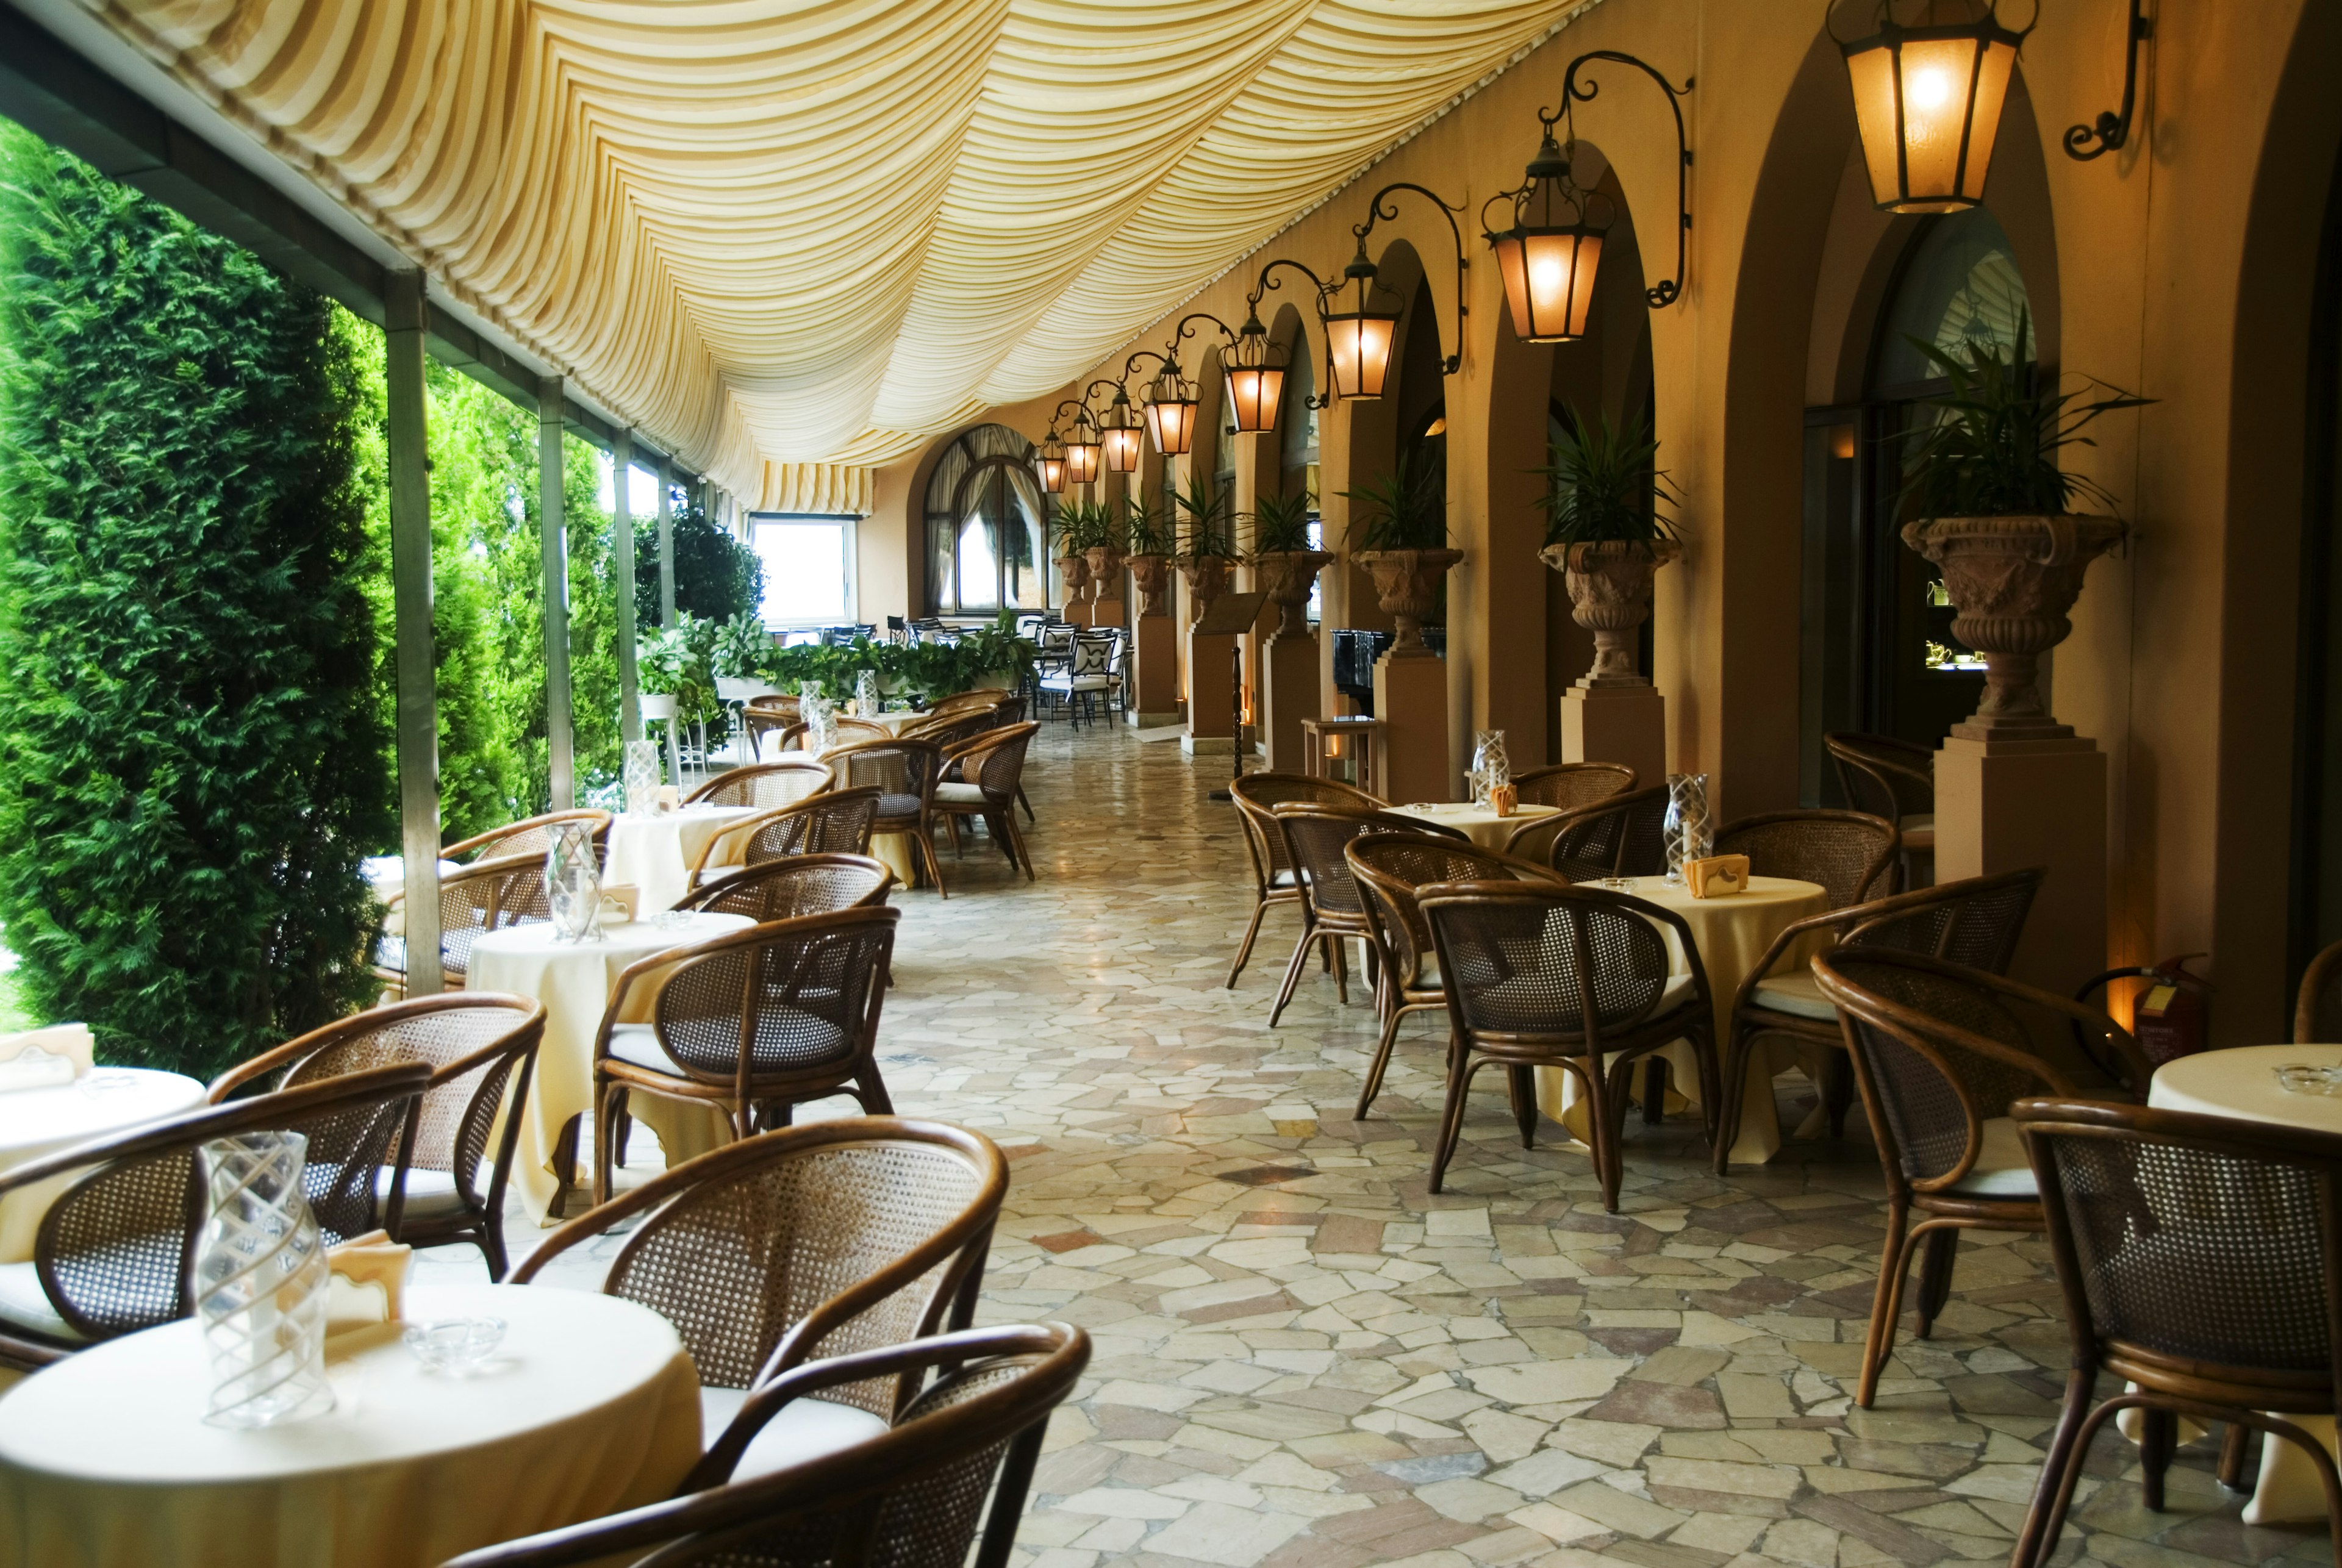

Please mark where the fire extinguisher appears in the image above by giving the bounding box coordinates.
[2075,954,2213,1068]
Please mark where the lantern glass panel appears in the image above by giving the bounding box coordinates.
[1038,454,1067,493]
[1325,313,1397,400]
[1147,397,1197,457]
[1065,441,1101,485]
[1849,30,2018,213]
[1103,424,1144,473]
[1225,365,1285,434]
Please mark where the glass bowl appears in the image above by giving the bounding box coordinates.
[403,1316,507,1376]
[2273,1064,2342,1097]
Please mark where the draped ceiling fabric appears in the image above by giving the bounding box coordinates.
[79,0,1595,511]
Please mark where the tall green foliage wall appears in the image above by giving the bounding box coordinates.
[0,126,393,1075]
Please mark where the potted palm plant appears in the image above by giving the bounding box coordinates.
[1123,491,1176,617]
[1050,500,1097,602]
[1898,312,2149,740]
[1246,489,1330,637]
[1535,409,1681,687]
[1172,476,1237,619]
[1344,454,1459,654]
[1083,498,1128,595]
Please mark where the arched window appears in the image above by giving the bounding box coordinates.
[1872,209,2032,395]
[924,424,1050,616]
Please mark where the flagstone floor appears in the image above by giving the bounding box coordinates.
[461,719,2319,1568]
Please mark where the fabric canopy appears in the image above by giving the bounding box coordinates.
[80,0,1588,509]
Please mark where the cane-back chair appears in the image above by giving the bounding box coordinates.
[512,1118,1009,1484]
[442,809,614,864]
[1224,773,1380,989]
[1419,881,1717,1209]
[689,788,883,889]
[1825,732,1936,887]
[933,723,1039,881]
[674,855,895,923]
[375,851,548,993]
[687,759,837,811]
[1714,809,1899,909]
[0,1063,430,1369]
[827,739,950,896]
[1345,836,1560,1119]
[2006,1098,2342,1568]
[1810,948,2149,1407]
[775,717,889,754]
[928,687,1015,719]
[1266,805,1467,1028]
[206,994,547,1276]
[1501,763,1639,857]
[442,1322,1089,1568]
[906,711,998,755]
[1544,785,1671,882]
[2298,937,2342,1044]
[1713,866,2047,1175]
[589,908,901,1206]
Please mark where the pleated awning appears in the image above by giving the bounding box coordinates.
[79,0,1589,509]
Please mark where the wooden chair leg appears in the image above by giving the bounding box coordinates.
[854,1064,895,1115]
[1267,924,1318,1027]
[1913,1226,1960,1339]
[1355,1001,1410,1120]
[1641,1056,1668,1126]
[1507,1065,1539,1148]
[2218,1421,2254,1490]
[1858,1209,1930,1407]
[589,1090,615,1211]
[1331,934,1350,1004]
[945,814,964,858]
[551,1111,583,1219]
[920,822,948,899]
[1016,783,1034,823]
[1005,814,1037,882]
[2009,1368,2098,1568]
[2140,1407,2175,1513]
[1585,1052,1622,1211]
[1712,1021,1750,1176]
[1428,1048,1484,1194]
[1825,1051,1858,1137]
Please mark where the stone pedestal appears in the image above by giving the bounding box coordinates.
[1561,686,1666,792]
[1126,614,1181,728]
[1375,652,1450,803]
[1089,596,1126,629]
[1182,631,1238,755]
[1064,600,1094,629]
[1935,734,2107,997]
[1259,628,1320,772]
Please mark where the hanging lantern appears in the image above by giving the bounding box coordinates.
[1062,407,1102,485]
[1141,359,1200,456]
[1483,134,1606,344]
[1841,3,2026,213]
[1321,243,1400,401]
[1100,386,1145,473]
[1035,430,1069,494]
[1222,313,1290,434]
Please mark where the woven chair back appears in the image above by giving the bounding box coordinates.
[689,759,836,810]
[1347,836,1553,989]
[1545,785,1669,881]
[678,854,894,922]
[1512,762,1636,812]
[910,712,997,753]
[1421,881,1677,1042]
[1273,806,1461,919]
[433,852,548,978]
[1842,866,2043,972]
[956,723,1037,805]
[449,809,613,863]
[826,739,943,806]
[1825,732,1935,820]
[1714,809,1898,910]
[747,694,801,717]
[928,688,1013,718]
[649,908,898,1090]
[738,787,882,865]
[1229,773,1378,886]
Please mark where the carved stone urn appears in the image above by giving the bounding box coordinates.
[1353,548,1464,655]
[1054,553,1091,602]
[1083,545,1126,602]
[1126,554,1173,617]
[1539,539,1682,687]
[1901,514,2126,740]
[1178,556,1233,621]
[1252,550,1334,637]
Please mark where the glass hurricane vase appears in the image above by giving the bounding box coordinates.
[1663,773,1713,884]
[196,1131,335,1428]
[1469,730,1511,810]
[546,819,603,942]
[855,670,883,718]
[622,739,662,815]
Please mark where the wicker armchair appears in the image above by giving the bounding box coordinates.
[206,995,546,1276]
[441,1323,1088,1568]
[673,854,895,922]
[933,723,1039,881]
[774,717,889,753]
[928,687,1015,718]
[0,1063,429,1369]
[1419,881,1718,1208]
[2005,1098,2342,1568]
[2298,937,2342,1043]
[1502,763,1638,857]
[907,711,998,754]
[1266,805,1467,1028]
[1345,836,1561,1119]
[1225,773,1381,989]
[1825,732,1936,887]
[375,851,548,994]
[826,738,949,897]
[589,908,900,1205]
[1811,948,2149,1407]
[686,759,836,811]
[442,809,613,863]
[1714,809,1899,908]
[510,1118,1009,1485]
[689,788,883,889]
[1712,866,2046,1175]
[1544,785,1670,881]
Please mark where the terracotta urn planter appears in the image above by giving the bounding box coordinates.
[1901,513,2126,740]
[1054,553,1091,601]
[1353,548,1464,654]
[1083,545,1126,601]
[1539,538,1682,687]
[1126,553,1174,617]
[1253,550,1334,637]
[1178,556,1234,621]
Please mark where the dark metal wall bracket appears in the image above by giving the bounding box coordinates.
[2064,0,2150,160]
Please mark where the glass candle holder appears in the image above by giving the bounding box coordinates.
[1663,773,1713,884]
[196,1131,334,1428]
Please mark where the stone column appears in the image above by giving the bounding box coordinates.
[1935,736,2108,995]
[1561,687,1667,792]
[384,270,442,993]
[1375,650,1449,802]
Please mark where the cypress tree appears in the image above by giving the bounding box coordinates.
[0,124,393,1076]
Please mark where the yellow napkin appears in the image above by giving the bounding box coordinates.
[1686,854,1750,899]
[325,1230,413,1334]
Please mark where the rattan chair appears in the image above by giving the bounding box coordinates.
[442,809,614,863]
[1825,732,1936,888]
[1266,805,1467,1028]
[1811,947,2149,1408]
[510,1117,1009,1486]
[1346,835,1561,1119]
[1225,773,1381,989]
[1711,866,2046,1175]
[441,1322,1089,1568]
[1502,763,1639,857]
[1714,809,1899,909]
[688,787,883,889]
[375,851,548,995]
[928,687,1015,718]
[686,758,836,811]
[206,995,546,1276]
[2297,937,2342,1043]
[826,738,949,897]
[1419,880,1718,1208]
[0,1062,430,1369]
[1544,784,1670,881]
[673,854,895,923]
[773,717,889,753]
[908,710,999,754]
[589,908,901,1206]
[2005,1098,2342,1568]
[933,723,1039,881]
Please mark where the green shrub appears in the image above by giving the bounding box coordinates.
[636,498,760,628]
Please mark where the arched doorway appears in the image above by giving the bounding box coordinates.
[923,424,1049,617]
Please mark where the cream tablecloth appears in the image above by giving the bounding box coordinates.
[1388,800,1558,853]
[603,807,763,914]
[0,1069,205,1262]
[468,914,752,1221]
[1531,875,1832,1167]
[0,1283,699,1568]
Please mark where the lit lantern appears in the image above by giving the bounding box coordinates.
[1321,244,1399,401]
[1100,386,1145,473]
[1841,4,2025,213]
[1141,360,1200,456]
[1222,313,1289,433]
[1063,410,1102,485]
[1035,431,1069,493]
[1483,134,1606,343]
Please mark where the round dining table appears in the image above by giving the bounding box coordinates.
[0,1068,206,1261]
[602,806,764,914]
[1386,799,1558,853]
[467,913,751,1222]
[0,1282,700,1568]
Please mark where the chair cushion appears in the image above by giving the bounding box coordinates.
[1656,972,1695,1016]
[1750,972,1836,1022]
[873,792,923,821]
[373,1167,467,1221]
[934,782,987,807]
[1899,814,1935,834]
[607,1023,687,1076]
[1946,1116,2038,1198]
[0,1261,83,1344]
[1404,957,1442,995]
[1269,870,1298,890]
[701,1386,892,1480]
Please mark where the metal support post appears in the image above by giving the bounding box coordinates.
[657,457,678,629]
[538,374,574,809]
[385,269,442,995]
[614,428,642,745]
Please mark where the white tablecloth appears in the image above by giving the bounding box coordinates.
[0,1282,700,1568]
[603,808,762,914]
[1388,800,1558,852]
[468,914,752,1221]
[1530,875,1832,1166]
[0,1069,206,1262]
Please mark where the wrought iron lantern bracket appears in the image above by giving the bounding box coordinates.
[2064,0,2149,161]
[1344,181,1470,376]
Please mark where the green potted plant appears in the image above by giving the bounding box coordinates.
[1897,312,2149,740]
[1123,491,1176,617]
[1050,499,1098,603]
[1534,409,1681,687]
[1342,454,1459,654]
[1245,489,1330,637]
[1083,497,1128,596]
[1172,475,1238,619]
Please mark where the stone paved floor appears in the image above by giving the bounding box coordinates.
[435,718,2322,1568]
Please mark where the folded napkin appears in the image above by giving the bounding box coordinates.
[0,1023,93,1092]
[325,1230,413,1334]
[1686,854,1750,899]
